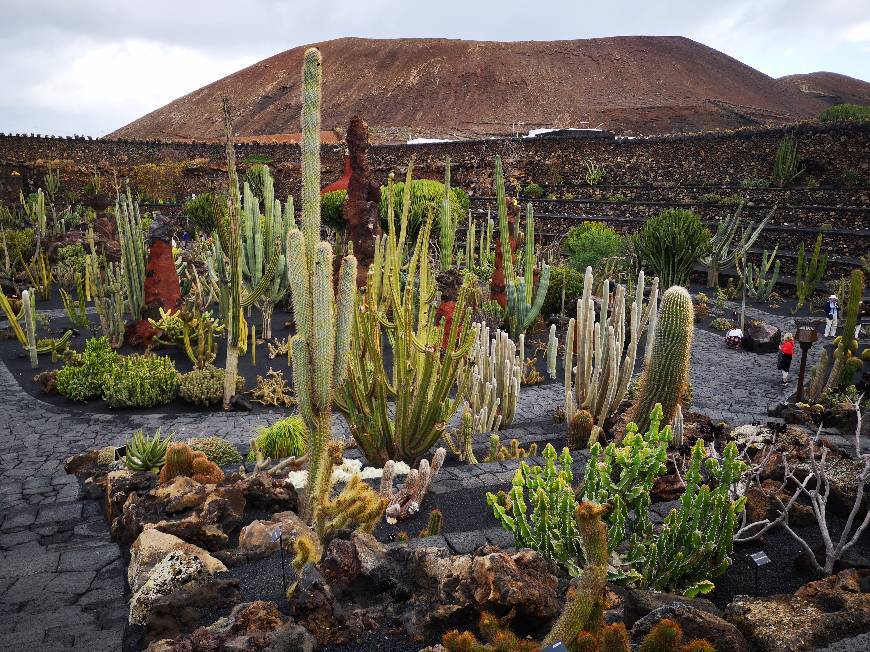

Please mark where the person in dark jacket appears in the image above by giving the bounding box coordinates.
[778,333,794,385]
[824,294,840,337]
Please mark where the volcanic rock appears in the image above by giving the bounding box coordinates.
[129,529,227,593]
[631,603,749,652]
[742,322,781,354]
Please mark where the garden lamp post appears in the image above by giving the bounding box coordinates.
[794,320,819,403]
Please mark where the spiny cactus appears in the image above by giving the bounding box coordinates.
[381,448,446,523]
[284,49,358,525]
[463,323,522,433]
[159,442,195,483]
[115,189,146,320]
[420,509,443,537]
[85,227,126,347]
[566,267,659,427]
[793,232,827,314]
[21,288,38,368]
[438,157,456,269]
[484,433,501,462]
[631,286,694,433]
[547,323,558,379]
[739,246,780,301]
[701,202,774,288]
[543,502,610,646]
[568,409,594,450]
[317,475,387,540]
[497,438,537,461]
[287,531,322,598]
[672,404,685,448]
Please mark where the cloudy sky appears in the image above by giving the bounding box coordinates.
[1,0,868,137]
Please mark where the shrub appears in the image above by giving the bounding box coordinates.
[56,337,120,401]
[247,416,307,461]
[378,179,465,239]
[54,243,86,287]
[770,135,803,187]
[710,317,733,331]
[564,221,623,273]
[184,192,221,235]
[542,266,585,317]
[819,103,870,123]
[523,182,544,198]
[321,189,347,231]
[631,209,711,288]
[178,365,244,407]
[190,436,243,467]
[1,227,35,263]
[453,187,470,215]
[103,354,179,408]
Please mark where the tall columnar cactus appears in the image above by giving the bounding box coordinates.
[335,162,473,466]
[822,268,864,394]
[85,227,126,348]
[438,157,455,269]
[793,232,827,314]
[542,502,609,647]
[701,203,774,288]
[630,286,694,433]
[546,323,558,379]
[463,323,522,433]
[504,201,550,339]
[115,189,147,320]
[565,267,659,426]
[739,246,780,301]
[286,48,358,522]
[239,164,292,338]
[22,288,38,368]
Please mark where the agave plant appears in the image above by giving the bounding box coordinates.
[123,428,173,472]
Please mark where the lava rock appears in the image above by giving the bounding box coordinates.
[632,602,748,652]
[234,472,299,512]
[129,528,227,593]
[621,587,722,627]
[130,551,208,625]
[742,322,781,354]
[238,510,318,558]
[144,577,241,644]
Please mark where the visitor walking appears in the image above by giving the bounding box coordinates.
[778,333,794,385]
[824,294,840,337]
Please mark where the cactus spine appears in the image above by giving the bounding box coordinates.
[115,189,146,319]
[631,286,694,434]
[702,203,774,288]
[568,409,594,450]
[22,289,38,368]
[565,267,659,426]
[287,49,358,524]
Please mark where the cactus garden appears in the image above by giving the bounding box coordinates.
[1,42,869,652]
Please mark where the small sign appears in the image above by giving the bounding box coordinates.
[750,551,770,567]
[542,643,568,652]
[271,526,282,543]
[114,446,126,462]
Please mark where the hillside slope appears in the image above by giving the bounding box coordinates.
[109,36,827,142]
[778,71,870,108]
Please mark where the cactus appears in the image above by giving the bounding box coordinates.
[672,404,685,448]
[771,134,803,187]
[438,157,456,269]
[543,502,610,646]
[568,409,594,450]
[115,189,147,319]
[59,276,90,331]
[317,475,387,540]
[793,233,827,313]
[463,323,522,433]
[287,531,322,598]
[85,227,126,347]
[739,246,780,301]
[702,203,774,288]
[821,268,864,394]
[335,160,472,465]
[484,433,500,462]
[566,267,659,427]
[21,289,38,368]
[546,323,558,379]
[159,442,195,484]
[420,509,443,537]
[381,448,445,523]
[631,286,694,433]
[497,438,537,461]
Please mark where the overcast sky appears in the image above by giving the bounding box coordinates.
[1,0,868,137]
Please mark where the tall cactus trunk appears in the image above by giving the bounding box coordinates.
[706,260,719,288]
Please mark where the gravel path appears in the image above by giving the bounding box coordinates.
[0,303,843,650]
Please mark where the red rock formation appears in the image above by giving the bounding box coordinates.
[128,218,182,346]
[341,116,381,287]
[490,197,519,309]
[321,155,351,194]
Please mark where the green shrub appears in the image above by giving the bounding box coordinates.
[542,266,585,317]
[178,365,245,407]
[102,354,178,408]
[710,317,733,331]
[378,179,465,239]
[523,182,544,198]
[1,227,35,263]
[321,189,347,231]
[56,337,120,401]
[247,416,307,461]
[819,103,870,123]
[184,192,221,235]
[564,221,624,273]
[243,154,272,166]
[190,436,243,467]
[54,243,86,287]
[771,135,803,187]
[631,209,711,288]
[453,187,470,215]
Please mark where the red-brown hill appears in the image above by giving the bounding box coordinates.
[778,71,870,108]
[109,36,828,143]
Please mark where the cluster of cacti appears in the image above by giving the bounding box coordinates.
[189,436,242,467]
[630,438,746,596]
[248,416,308,462]
[149,307,224,368]
[463,323,522,434]
[287,531,322,598]
[442,611,540,651]
[630,286,694,433]
[85,227,126,347]
[380,448,446,523]
[566,267,659,427]
[442,410,478,463]
[567,409,597,450]
[793,232,828,313]
[56,336,120,401]
[701,202,774,288]
[115,190,147,319]
[60,276,90,331]
[335,160,472,466]
[102,353,179,408]
[248,368,295,407]
[739,247,780,301]
[496,438,537,460]
[316,475,387,540]
[420,509,443,537]
[239,164,291,338]
[0,287,71,365]
[178,365,245,407]
[158,442,224,484]
[495,160,551,339]
[123,428,172,473]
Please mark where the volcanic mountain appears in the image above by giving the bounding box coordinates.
[778,71,870,107]
[109,36,830,143]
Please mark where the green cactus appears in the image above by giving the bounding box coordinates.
[504,202,550,339]
[85,227,126,347]
[567,409,594,450]
[793,233,828,314]
[822,268,864,394]
[701,202,774,288]
[631,286,694,433]
[484,433,500,462]
[420,509,444,537]
[21,289,38,368]
[543,502,610,647]
[438,157,456,269]
[739,247,780,301]
[115,189,147,320]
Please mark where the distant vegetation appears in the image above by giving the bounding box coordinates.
[819,103,870,124]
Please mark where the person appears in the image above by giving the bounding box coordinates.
[824,294,840,337]
[778,333,794,385]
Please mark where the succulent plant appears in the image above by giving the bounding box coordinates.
[189,436,242,467]
[178,365,244,407]
[102,353,178,408]
[248,416,308,462]
[123,428,173,473]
